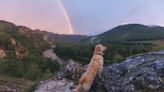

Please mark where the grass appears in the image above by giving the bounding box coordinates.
[154,40,164,50]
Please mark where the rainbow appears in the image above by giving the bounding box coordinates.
[57,0,74,34]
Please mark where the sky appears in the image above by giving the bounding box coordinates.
[0,0,164,35]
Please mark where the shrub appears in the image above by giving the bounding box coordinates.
[0,57,60,81]
[24,62,42,80]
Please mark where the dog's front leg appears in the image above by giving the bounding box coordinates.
[98,66,102,79]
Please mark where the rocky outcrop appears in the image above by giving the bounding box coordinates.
[102,50,164,92]
[35,59,106,92]
[35,50,164,92]
[35,78,74,92]
[34,60,81,92]
[0,48,5,59]
[11,38,26,59]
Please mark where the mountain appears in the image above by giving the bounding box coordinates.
[0,20,53,58]
[90,24,164,42]
[0,20,87,52]
[0,20,89,61]
[43,32,87,44]
[18,26,88,45]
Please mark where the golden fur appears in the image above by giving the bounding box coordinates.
[73,44,106,92]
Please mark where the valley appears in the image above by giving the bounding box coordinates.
[0,20,164,92]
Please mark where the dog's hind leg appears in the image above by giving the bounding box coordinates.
[73,84,83,92]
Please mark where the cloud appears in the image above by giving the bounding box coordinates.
[128,6,146,15]
[120,22,129,25]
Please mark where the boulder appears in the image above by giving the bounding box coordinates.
[102,50,164,92]
[35,78,74,92]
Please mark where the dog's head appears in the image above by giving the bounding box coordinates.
[94,44,107,56]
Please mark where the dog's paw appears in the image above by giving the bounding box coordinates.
[72,89,77,92]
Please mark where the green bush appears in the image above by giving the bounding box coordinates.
[0,57,60,81]
[0,59,25,77]
[24,62,42,80]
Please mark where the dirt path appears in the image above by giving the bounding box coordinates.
[42,49,66,65]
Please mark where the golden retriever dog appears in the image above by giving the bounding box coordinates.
[73,44,106,92]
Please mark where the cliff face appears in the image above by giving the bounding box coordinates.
[35,50,164,92]
[0,48,5,59]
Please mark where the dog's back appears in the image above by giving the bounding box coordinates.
[73,44,106,92]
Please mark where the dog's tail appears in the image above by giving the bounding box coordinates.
[73,84,83,92]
